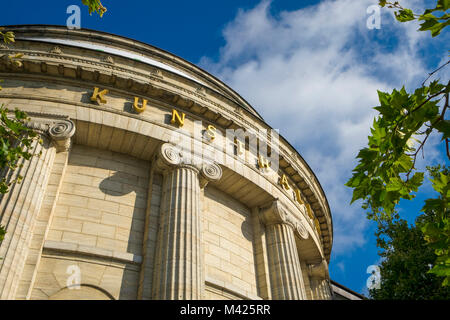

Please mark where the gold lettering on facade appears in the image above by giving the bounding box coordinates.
[306,203,314,220]
[85,92,321,234]
[206,125,216,141]
[294,188,304,205]
[258,155,270,169]
[77,86,327,239]
[91,87,109,104]
[280,174,290,190]
[314,218,322,235]
[171,109,185,127]
[235,138,245,155]
[133,97,148,113]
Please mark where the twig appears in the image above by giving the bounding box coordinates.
[444,92,450,161]
[446,138,450,160]
[406,91,449,179]
[422,60,450,86]
[391,85,447,137]
[384,1,421,17]
[407,131,431,180]
[411,88,447,114]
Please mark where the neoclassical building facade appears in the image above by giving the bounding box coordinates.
[0,25,334,300]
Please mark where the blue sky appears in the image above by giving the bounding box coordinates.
[2,0,449,296]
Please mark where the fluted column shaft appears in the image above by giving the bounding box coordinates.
[153,166,201,299]
[261,200,306,300]
[0,135,55,299]
[0,119,74,299]
[308,260,332,300]
[310,278,332,300]
[266,223,305,299]
[152,143,222,300]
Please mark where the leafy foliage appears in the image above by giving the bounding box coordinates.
[0,27,15,44]
[346,82,449,221]
[0,105,40,194]
[346,0,450,289]
[0,47,40,244]
[421,166,450,286]
[81,0,107,17]
[0,226,4,243]
[380,0,450,36]
[370,210,450,299]
[0,28,37,243]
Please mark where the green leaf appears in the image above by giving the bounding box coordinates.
[419,18,450,37]
[396,154,413,172]
[409,172,425,190]
[386,178,403,192]
[438,0,450,10]
[433,120,450,140]
[395,9,415,22]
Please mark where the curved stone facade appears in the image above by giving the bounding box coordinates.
[0,25,333,300]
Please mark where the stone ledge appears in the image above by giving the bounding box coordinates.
[330,283,363,300]
[205,276,262,301]
[43,240,142,265]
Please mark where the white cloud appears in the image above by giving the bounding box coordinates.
[199,0,442,256]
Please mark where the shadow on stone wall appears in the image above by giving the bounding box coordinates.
[64,144,150,300]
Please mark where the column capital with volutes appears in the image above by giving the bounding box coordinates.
[155,142,222,188]
[24,118,76,153]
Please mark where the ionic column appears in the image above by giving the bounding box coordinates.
[261,200,306,300]
[0,119,75,299]
[308,260,332,300]
[152,143,222,300]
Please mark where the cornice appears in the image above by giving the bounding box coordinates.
[4,24,262,117]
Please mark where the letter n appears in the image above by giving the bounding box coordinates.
[171,109,185,127]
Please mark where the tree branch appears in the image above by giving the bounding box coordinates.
[407,130,431,180]
[406,91,449,179]
[411,88,447,114]
[446,138,450,160]
[422,60,450,86]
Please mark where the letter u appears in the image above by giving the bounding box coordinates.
[133,97,148,113]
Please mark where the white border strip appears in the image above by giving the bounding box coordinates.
[19,37,205,85]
